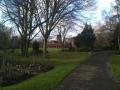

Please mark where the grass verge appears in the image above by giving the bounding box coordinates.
[109,55,120,81]
[0,49,89,90]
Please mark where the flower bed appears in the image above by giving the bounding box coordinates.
[0,59,54,87]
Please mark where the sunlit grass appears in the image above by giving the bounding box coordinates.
[0,48,89,90]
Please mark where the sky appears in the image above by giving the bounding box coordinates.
[0,0,114,24]
[67,0,115,37]
[89,0,114,25]
[0,0,115,37]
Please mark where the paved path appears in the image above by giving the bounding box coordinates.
[55,52,120,90]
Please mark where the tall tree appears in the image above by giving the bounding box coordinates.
[0,0,44,56]
[113,0,120,51]
[75,23,95,50]
[35,0,95,57]
[0,23,12,51]
[102,10,120,50]
[94,25,114,49]
[57,20,74,50]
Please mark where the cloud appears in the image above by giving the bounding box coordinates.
[97,0,114,11]
[88,0,115,26]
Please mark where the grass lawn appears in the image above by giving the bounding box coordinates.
[109,55,120,81]
[0,49,90,90]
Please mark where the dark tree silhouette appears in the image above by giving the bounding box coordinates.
[75,23,96,50]
[0,23,12,51]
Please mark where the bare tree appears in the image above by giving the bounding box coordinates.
[35,0,94,57]
[101,0,120,51]
[56,20,74,50]
[0,0,95,57]
[94,25,113,49]
[0,0,45,56]
[102,10,119,50]
[102,10,114,30]
[112,0,120,51]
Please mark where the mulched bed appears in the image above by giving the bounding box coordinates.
[0,59,54,87]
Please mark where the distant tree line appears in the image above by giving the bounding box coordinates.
[98,0,120,53]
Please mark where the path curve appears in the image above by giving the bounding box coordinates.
[55,52,120,90]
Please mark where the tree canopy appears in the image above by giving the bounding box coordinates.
[75,23,96,50]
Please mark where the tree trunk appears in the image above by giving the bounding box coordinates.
[118,35,120,51]
[43,37,48,58]
[21,36,29,57]
[116,22,120,52]
[61,41,65,51]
